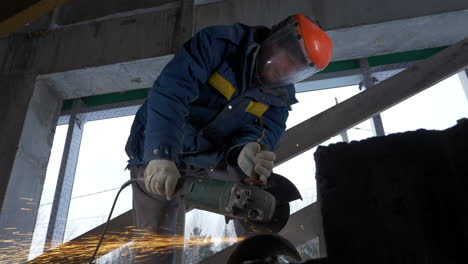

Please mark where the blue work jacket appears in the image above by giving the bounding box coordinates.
[125,23,298,169]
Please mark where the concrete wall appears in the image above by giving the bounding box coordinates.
[0,71,62,261]
[56,0,176,25]
[0,81,62,255]
[1,7,179,75]
[0,73,37,203]
[2,0,468,76]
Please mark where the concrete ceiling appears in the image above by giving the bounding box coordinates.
[1,0,468,99]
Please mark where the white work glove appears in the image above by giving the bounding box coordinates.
[144,160,181,200]
[237,142,276,184]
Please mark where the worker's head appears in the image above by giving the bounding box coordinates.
[256,14,333,89]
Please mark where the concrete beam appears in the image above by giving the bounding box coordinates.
[56,0,176,26]
[26,9,468,99]
[194,0,468,31]
[327,9,468,61]
[275,37,468,165]
[35,56,173,99]
[0,0,68,37]
[0,6,179,75]
[1,1,466,76]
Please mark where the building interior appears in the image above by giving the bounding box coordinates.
[1,0,468,263]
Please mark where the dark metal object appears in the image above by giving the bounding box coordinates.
[315,119,468,264]
[227,234,301,264]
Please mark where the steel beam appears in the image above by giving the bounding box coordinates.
[359,58,386,137]
[44,99,85,249]
[334,98,350,142]
[279,202,326,258]
[275,37,468,165]
[458,69,468,103]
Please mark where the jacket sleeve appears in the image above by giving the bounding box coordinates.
[225,104,290,166]
[144,29,225,163]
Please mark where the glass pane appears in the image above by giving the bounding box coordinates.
[63,115,134,242]
[381,74,468,133]
[276,85,362,213]
[29,125,68,260]
[286,84,362,129]
[347,119,374,141]
[183,209,238,263]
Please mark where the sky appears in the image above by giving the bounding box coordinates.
[29,73,468,259]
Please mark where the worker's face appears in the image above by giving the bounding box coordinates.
[256,44,307,89]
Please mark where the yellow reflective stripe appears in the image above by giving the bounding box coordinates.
[208,72,236,100]
[245,101,269,117]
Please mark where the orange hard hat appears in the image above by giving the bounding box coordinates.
[294,14,333,70]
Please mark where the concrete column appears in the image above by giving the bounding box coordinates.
[0,72,62,261]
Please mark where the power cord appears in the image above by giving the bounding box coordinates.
[88,178,140,264]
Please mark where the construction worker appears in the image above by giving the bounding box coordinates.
[125,14,332,263]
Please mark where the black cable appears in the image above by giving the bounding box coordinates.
[88,178,138,264]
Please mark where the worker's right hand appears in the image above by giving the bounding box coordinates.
[144,160,181,200]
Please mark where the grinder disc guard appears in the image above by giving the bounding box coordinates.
[239,173,302,233]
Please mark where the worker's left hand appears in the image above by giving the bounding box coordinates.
[238,142,276,184]
[144,159,181,200]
